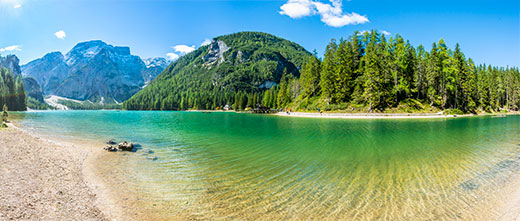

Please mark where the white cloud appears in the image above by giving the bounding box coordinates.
[166,53,180,60]
[200,39,211,47]
[279,0,314,18]
[173,45,195,54]
[279,0,369,27]
[54,30,66,39]
[381,30,391,36]
[0,45,22,52]
[13,4,21,8]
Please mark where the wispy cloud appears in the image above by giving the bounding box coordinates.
[167,42,203,61]
[358,30,392,36]
[54,30,66,39]
[13,3,21,8]
[200,39,211,47]
[358,30,368,35]
[166,53,180,60]
[381,30,391,36]
[0,45,22,52]
[279,0,369,27]
[173,45,195,54]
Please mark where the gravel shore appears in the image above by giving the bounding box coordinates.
[0,126,107,220]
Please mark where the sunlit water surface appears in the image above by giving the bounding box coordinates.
[12,111,520,219]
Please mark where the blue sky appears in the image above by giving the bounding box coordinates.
[0,0,518,67]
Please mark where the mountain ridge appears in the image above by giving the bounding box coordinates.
[22,40,169,104]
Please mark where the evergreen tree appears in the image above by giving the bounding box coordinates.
[2,104,7,123]
[319,39,338,104]
[361,31,385,111]
[299,52,321,99]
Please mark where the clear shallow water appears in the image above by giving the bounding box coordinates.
[12,111,520,219]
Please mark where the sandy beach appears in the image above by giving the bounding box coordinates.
[0,125,121,220]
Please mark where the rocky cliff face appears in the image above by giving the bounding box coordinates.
[22,77,44,103]
[22,40,168,103]
[21,52,69,95]
[0,55,21,77]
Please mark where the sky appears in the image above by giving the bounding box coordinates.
[0,0,518,67]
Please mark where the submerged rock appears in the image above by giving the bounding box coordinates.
[118,141,134,151]
[459,180,479,191]
[106,139,116,145]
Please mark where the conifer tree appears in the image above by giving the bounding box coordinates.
[319,39,338,104]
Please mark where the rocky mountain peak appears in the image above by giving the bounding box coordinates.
[0,54,21,77]
[143,57,169,68]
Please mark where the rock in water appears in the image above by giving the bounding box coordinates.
[118,141,134,151]
[103,146,118,152]
[106,139,116,145]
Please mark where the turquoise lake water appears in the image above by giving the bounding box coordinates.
[12,111,520,219]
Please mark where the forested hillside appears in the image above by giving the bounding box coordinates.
[0,68,26,111]
[123,32,312,110]
[125,30,520,113]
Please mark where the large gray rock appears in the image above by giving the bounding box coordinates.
[22,40,169,104]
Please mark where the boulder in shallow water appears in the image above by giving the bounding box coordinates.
[118,141,134,151]
[106,139,116,145]
[103,145,118,152]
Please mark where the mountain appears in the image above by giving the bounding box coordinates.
[142,57,170,85]
[123,32,312,110]
[0,54,47,110]
[22,40,169,104]
[22,77,44,103]
[0,55,21,77]
[21,52,69,95]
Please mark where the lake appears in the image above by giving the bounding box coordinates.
[12,111,520,219]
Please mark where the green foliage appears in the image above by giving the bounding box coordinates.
[443,109,464,115]
[290,30,520,114]
[2,104,8,121]
[123,32,311,110]
[26,96,54,110]
[0,68,26,111]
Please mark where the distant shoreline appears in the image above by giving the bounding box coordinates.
[272,111,520,119]
[274,112,470,119]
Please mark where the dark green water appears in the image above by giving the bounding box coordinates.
[12,111,520,219]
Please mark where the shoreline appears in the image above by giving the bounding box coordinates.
[0,123,126,220]
[273,111,519,119]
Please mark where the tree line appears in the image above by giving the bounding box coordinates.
[266,30,520,113]
[124,30,519,113]
[0,68,26,111]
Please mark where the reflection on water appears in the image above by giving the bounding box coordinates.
[12,111,520,219]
